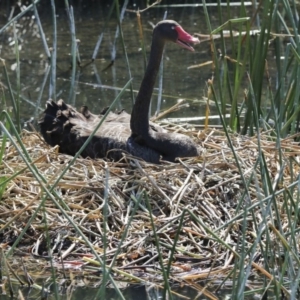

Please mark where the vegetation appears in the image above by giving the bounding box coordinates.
[1,0,300,299]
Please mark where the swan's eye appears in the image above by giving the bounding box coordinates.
[171,26,175,30]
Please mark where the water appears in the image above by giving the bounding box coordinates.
[1,281,238,300]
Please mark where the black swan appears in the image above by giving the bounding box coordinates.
[39,20,200,164]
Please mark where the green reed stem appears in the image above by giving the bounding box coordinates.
[114,0,135,105]
[50,0,57,100]
[32,0,51,58]
[145,192,173,299]
[13,23,21,134]
[68,5,78,103]
[1,59,20,133]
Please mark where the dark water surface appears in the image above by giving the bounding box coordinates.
[2,281,238,300]
[0,2,239,128]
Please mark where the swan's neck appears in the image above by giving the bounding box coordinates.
[130,34,165,136]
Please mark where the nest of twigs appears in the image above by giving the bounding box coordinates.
[0,126,299,296]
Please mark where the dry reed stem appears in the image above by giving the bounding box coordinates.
[0,127,299,293]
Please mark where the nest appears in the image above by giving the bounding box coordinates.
[0,127,299,297]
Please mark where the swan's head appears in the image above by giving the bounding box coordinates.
[154,20,200,52]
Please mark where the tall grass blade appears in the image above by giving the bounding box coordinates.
[32,1,51,59]
[34,66,50,120]
[68,6,79,104]
[1,59,20,133]
[49,0,57,100]
[210,17,250,34]
[136,12,147,70]
[99,167,109,299]
[209,81,250,201]
[92,33,103,61]
[42,207,59,299]
[69,5,78,69]
[155,11,167,116]
[145,193,172,299]
[13,22,21,134]
[114,0,134,104]
[0,177,8,201]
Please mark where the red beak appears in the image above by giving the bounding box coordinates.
[175,25,200,52]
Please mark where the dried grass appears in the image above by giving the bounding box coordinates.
[1,127,299,293]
